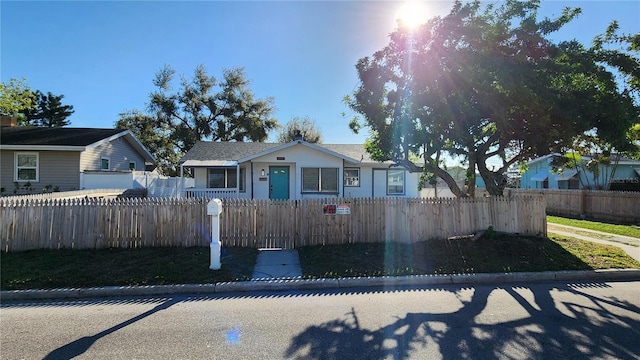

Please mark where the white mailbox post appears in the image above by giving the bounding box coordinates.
[207,199,223,270]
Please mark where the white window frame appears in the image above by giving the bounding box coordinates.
[14,152,39,182]
[302,167,339,193]
[100,157,110,171]
[387,169,405,195]
[239,167,246,192]
[344,168,360,187]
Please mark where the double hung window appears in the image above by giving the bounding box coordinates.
[302,167,338,193]
[15,152,39,182]
[387,169,405,195]
[208,167,245,191]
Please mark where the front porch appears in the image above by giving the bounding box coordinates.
[182,188,243,199]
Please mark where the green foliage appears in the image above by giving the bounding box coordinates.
[486,226,497,239]
[548,215,640,238]
[117,65,277,175]
[116,110,181,175]
[21,91,74,127]
[277,116,323,143]
[0,78,36,120]
[346,0,639,197]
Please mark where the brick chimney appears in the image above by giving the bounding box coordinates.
[1,116,17,127]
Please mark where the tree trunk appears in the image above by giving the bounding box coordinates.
[424,161,469,198]
[477,163,506,196]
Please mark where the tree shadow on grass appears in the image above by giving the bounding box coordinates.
[300,234,600,279]
[285,282,640,359]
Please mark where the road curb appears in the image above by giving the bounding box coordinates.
[2,269,640,301]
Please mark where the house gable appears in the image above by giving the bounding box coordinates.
[0,126,155,194]
[238,140,360,164]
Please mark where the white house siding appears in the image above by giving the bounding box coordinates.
[371,167,420,198]
[80,137,146,172]
[188,144,422,199]
[0,150,81,193]
[252,144,344,200]
[343,165,373,198]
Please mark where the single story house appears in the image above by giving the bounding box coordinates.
[0,121,155,195]
[179,136,422,200]
[521,153,640,190]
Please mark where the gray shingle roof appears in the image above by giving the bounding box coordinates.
[180,141,379,164]
[1,127,126,146]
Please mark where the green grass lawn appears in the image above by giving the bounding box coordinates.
[298,233,640,279]
[1,247,258,290]
[3,232,638,290]
[547,215,640,238]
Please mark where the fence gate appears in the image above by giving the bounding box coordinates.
[221,199,298,249]
[220,199,357,250]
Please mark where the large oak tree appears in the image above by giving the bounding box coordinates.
[347,0,639,196]
[117,65,277,175]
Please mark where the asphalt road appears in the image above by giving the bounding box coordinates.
[2,280,639,360]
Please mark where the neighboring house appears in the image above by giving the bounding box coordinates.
[179,136,422,200]
[521,153,640,190]
[0,122,155,195]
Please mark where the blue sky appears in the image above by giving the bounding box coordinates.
[2,1,639,146]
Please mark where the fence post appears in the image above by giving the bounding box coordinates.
[207,199,223,270]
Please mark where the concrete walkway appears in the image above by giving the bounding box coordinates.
[251,249,302,280]
[547,223,640,263]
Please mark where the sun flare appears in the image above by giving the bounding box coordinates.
[395,1,429,29]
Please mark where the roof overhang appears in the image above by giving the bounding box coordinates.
[238,140,360,163]
[0,145,85,151]
[182,160,238,167]
[86,130,155,163]
[530,171,548,182]
[555,170,578,181]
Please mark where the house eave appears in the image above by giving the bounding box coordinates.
[238,140,360,163]
[0,145,86,151]
[182,160,239,167]
[85,130,156,163]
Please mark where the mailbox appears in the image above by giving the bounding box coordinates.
[207,199,222,216]
[207,199,223,270]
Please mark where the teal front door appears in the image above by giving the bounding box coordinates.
[269,166,289,200]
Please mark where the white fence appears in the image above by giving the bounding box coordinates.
[80,172,132,190]
[79,171,194,198]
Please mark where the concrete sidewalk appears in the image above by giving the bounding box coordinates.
[251,249,302,280]
[547,223,640,263]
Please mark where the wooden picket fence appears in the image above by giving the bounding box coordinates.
[0,196,546,252]
[505,189,640,223]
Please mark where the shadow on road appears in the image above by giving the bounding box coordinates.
[42,297,178,360]
[285,282,640,359]
[4,281,638,359]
